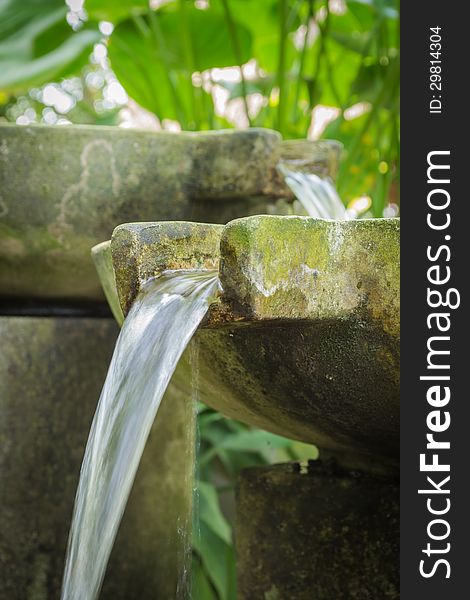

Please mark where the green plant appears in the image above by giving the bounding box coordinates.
[193,403,317,599]
[0,0,399,213]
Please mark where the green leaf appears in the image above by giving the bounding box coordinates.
[192,556,219,600]
[109,21,191,121]
[345,0,377,30]
[108,6,252,121]
[164,6,253,71]
[350,55,399,109]
[218,429,293,452]
[350,0,399,20]
[109,6,253,73]
[198,481,232,545]
[193,522,230,600]
[289,441,319,461]
[330,30,371,54]
[0,0,100,93]
[228,0,299,72]
[85,0,149,23]
[193,522,233,600]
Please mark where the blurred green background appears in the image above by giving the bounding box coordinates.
[0,1,399,597]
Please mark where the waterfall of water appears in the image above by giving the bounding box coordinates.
[278,162,350,220]
[61,271,219,600]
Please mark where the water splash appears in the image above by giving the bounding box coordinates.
[278,162,350,220]
[62,271,219,600]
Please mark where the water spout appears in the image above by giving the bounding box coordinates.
[278,161,350,220]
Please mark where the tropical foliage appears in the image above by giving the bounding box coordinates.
[0,0,399,213]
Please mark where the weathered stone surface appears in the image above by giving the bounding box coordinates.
[91,241,124,324]
[0,124,339,301]
[104,216,399,462]
[109,216,399,334]
[111,221,224,315]
[236,461,399,600]
[0,316,195,599]
[194,317,399,462]
[219,215,399,338]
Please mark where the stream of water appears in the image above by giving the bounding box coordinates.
[61,271,219,600]
[278,162,350,220]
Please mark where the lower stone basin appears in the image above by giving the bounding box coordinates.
[94,215,399,466]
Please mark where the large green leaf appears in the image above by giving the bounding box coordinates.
[108,6,252,120]
[218,429,293,452]
[158,7,253,71]
[228,0,299,72]
[193,522,235,600]
[85,0,148,23]
[108,4,255,73]
[0,0,100,93]
[192,557,219,600]
[347,0,399,20]
[198,481,232,545]
[108,20,190,121]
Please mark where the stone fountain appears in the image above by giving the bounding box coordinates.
[94,214,400,599]
[0,123,340,599]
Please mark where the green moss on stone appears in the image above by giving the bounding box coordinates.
[219,215,400,337]
[111,221,224,315]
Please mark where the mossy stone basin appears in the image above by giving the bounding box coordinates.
[0,123,340,301]
[94,215,399,466]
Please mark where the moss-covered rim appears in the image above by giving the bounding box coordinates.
[93,215,400,326]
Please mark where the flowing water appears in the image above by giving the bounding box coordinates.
[61,271,219,600]
[278,162,350,220]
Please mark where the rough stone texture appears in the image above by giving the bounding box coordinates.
[195,318,399,463]
[219,215,399,339]
[0,317,195,599]
[236,461,399,600]
[111,221,224,315]
[106,216,399,462]
[0,124,339,301]
[91,241,124,324]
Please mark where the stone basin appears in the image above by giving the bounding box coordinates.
[0,123,340,301]
[94,215,399,468]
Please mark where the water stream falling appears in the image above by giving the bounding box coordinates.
[61,270,219,600]
[278,162,350,220]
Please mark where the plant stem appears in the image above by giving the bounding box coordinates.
[342,56,399,174]
[178,0,202,129]
[307,2,329,121]
[292,0,314,125]
[220,0,252,127]
[205,71,217,129]
[277,0,288,133]
[322,41,344,108]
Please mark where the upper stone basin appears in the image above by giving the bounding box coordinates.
[94,215,400,467]
[0,123,340,301]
